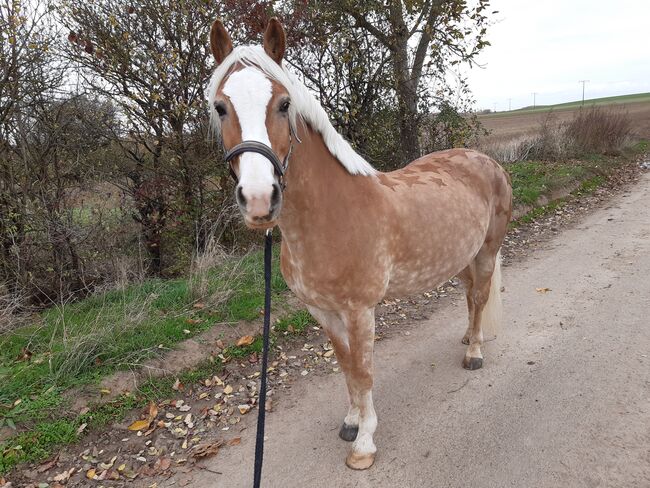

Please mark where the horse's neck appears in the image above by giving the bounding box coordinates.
[278,124,368,237]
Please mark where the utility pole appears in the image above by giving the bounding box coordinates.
[578,80,589,106]
[508,98,512,111]
[532,92,537,108]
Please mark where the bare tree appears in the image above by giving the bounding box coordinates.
[0,0,66,295]
[59,0,224,274]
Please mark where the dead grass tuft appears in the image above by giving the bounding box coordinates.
[566,107,631,154]
[478,107,633,163]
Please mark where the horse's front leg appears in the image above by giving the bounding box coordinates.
[307,306,378,470]
[306,306,361,441]
[340,307,377,470]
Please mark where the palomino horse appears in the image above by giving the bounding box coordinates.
[207,18,512,470]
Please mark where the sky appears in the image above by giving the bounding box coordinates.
[465,0,650,111]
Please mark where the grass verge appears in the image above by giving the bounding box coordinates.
[0,244,287,428]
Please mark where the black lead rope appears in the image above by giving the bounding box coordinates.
[253,229,273,488]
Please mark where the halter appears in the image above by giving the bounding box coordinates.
[223,123,298,191]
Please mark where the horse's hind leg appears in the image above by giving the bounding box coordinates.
[457,266,475,346]
[460,247,502,370]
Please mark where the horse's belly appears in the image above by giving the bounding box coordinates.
[280,246,388,310]
[384,260,462,298]
[384,227,486,298]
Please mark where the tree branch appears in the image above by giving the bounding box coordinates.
[345,10,392,49]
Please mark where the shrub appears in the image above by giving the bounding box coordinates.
[566,106,631,154]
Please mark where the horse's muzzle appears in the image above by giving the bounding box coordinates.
[237,183,282,230]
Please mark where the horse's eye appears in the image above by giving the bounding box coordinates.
[279,99,290,113]
[214,102,227,117]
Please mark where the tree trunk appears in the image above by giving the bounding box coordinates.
[389,4,422,165]
[395,76,421,165]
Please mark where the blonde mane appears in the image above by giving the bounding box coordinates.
[206,45,376,176]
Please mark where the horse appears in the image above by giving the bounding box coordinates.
[206,18,512,470]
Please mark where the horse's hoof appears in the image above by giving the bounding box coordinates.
[339,423,358,442]
[463,356,483,370]
[346,450,375,470]
[461,336,470,345]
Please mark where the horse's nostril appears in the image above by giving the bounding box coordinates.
[270,184,281,208]
[236,186,246,206]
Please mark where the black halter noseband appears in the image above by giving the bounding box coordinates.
[223,131,295,191]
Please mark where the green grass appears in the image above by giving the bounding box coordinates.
[506,160,586,206]
[0,245,288,426]
[481,92,650,117]
[275,309,317,334]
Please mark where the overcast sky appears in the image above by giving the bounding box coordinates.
[465,0,650,111]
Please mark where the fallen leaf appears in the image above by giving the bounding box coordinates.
[37,454,59,473]
[228,437,241,446]
[535,287,551,293]
[236,335,254,347]
[223,385,233,395]
[238,404,251,415]
[128,419,151,431]
[193,302,205,309]
[76,422,87,435]
[86,468,96,480]
[147,402,159,421]
[191,441,222,459]
[99,455,118,470]
[53,467,75,482]
[128,402,158,431]
[16,348,32,362]
[153,457,172,473]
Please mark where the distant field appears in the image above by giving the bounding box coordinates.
[478,92,650,143]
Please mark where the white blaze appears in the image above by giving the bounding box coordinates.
[223,67,275,201]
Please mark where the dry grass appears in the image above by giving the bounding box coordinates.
[477,107,632,163]
[0,284,29,334]
[188,235,228,303]
[566,107,631,154]
[477,99,650,144]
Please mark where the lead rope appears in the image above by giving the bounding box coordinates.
[253,229,273,488]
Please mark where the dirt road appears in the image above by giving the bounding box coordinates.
[188,173,650,487]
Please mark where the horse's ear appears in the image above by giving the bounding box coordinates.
[210,19,233,64]
[263,17,286,65]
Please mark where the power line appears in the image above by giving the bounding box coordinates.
[578,80,590,106]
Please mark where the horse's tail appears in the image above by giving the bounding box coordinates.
[481,249,503,338]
